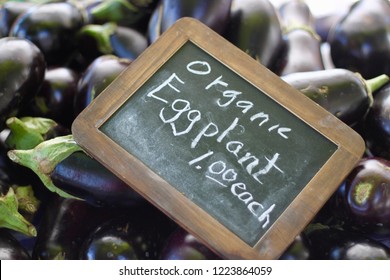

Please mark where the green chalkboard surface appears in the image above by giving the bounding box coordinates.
[100,41,336,246]
[72,18,365,259]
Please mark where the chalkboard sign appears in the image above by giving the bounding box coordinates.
[72,18,365,259]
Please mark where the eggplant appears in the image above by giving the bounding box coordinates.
[339,157,390,235]
[0,1,36,38]
[282,69,389,126]
[225,0,286,73]
[278,0,324,75]
[88,0,158,32]
[80,205,174,260]
[0,37,45,130]
[73,55,131,117]
[32,196,117,260]
[160,227,221,260]
[77,23,148,62]
[50,151,145,208]
[148,0,232,43]
[0,229,30,260]
[304,225,390,260]
[328,0,390,79]
[9,2,86,66]
[27,67,79,128]
[364,83,390,160]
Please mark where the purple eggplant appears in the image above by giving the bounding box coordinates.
[148,0,232,43]
[0,37,45,130]
[328,0,390,79]
[0,229,30,260]
[225,0,286,73]
[364,82,390,160]
[73,55,131,117]
[9,2,86,66]
[278,1,324,75]
[0,1,36,38]
[304,225,390,260]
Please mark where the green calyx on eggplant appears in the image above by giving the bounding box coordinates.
[304,223,390,260]
[5,116,68,150]
[73,55,132,117]
[0,37,45,130]
[88,0,158,32]
[9,2,86,66]
[282,69,389,126]
[224,0,286,73]
[7,135,83,199]
[0,186,37,237]
[278,0,324,75]
[364,82,390,160]
[328,0,390,79]
[148,0,232,43]
[77,22,148,62]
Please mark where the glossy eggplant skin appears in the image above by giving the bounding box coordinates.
[278,1,324,75]
[9,2,86,66]
[0,2,35,38]
[29,67,79,129]
[282,69,374,126]
[304,226,390,260]
[328,0,390,79]
[0,229,31,260]
[160,227,221,260]
[80,205,175,260]
[73,55,131,117]
[364,83,390,160]
[148,0,232,43]
[32,196,116,260]
[225,0,285,73]
[279,234,310,260]
[50,151,145,208]
[0,37,45,130]
[340,157,390,233]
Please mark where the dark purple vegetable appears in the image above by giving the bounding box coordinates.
[77,23,148,62]
[27,67,79,128]
[80,205,175,260]
[32,196,116,260]
[304,225,390,260]
[9,2,86,66]
[148,0,232,43]
[340,157,390,234]
[50,151,145,208]
[278,1,324,75]
[328,0,390,79]
[160,227,221,260]
[0,229,30,260]
[73,55,131,117]
[0,1,35,38]
[282,69,389,126]
[0,37,45,130]
[225,0,286,73]
[364,83,390,160]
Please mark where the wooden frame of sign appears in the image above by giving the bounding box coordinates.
[72,18,365,259]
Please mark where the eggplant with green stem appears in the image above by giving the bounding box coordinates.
[282,69,389,126]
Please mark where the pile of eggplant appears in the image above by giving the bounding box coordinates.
[0,0,389,260]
